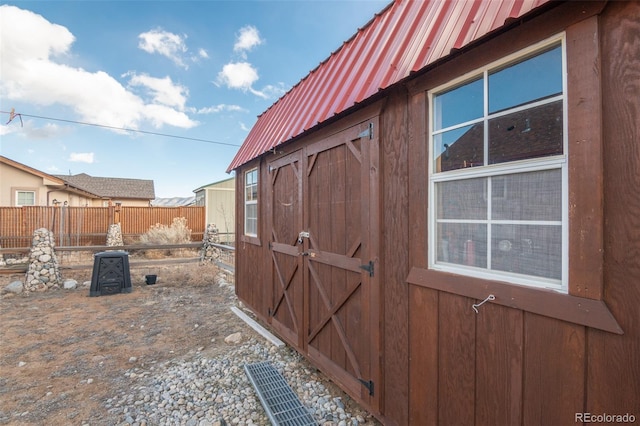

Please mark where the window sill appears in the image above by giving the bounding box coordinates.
[406,266,622,334]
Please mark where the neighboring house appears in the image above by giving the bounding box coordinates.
[0,155,98,206]
[0,155,155,207]
[193,177,235,244]
[227,1,639,425]
[53,173,155,207]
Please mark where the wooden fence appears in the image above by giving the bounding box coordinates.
[0,206,205,248]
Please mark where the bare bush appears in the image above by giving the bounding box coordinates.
[139,217,193,257]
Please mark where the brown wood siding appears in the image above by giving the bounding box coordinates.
[588,0,640,416]
[381,88,410,425]
[402,2,639,424]
[235,161,271,320]
[0,206,204,247]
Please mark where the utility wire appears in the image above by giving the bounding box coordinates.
[0,110,242,147]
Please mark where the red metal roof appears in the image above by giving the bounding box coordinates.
[227,0,552,172]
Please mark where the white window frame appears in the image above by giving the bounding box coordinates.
[244,168,258,237]
[15,190,36,206]
[428,34,569,292]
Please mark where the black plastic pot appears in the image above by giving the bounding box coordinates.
[145,275,157,285]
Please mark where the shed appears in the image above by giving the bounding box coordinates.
[193,177,235,244]
[227,1,640,424]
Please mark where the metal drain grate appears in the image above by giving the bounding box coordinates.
[244,361,317,426]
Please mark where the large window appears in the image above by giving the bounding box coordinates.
[429,37,567,292]
[244,169,258,237]
[16,190,36,206]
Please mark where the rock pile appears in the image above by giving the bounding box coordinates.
[0,244,28,267]
[200,224,221,263]
[106,223,124,247]
[24,228,62,292]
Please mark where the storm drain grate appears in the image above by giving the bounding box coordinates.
[244,361,317,426]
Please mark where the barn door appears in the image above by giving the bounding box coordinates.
[268,151,304,348]
[267,120,379,408]
[303,121,379,406]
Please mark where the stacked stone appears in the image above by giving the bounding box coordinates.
[0,246,29,267]
[106,223,124,247]
[24,228,62,292]
[200,224,221,263]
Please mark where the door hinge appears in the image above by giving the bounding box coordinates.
[358,379,374,396]
[359,260,374,277]
[357,122,374,140]
[268,307,272,317]
[268,241,272,250]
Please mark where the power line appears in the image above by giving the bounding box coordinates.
[0,110,243,147]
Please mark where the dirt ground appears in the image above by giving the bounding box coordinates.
[0,262,373,425]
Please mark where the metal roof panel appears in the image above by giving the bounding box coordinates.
[228,0,551,171]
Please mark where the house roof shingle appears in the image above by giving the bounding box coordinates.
[227,0,553,172]
[55,173,156,200]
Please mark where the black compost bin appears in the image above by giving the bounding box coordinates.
[89,251,132,296]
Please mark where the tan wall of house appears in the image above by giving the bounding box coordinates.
[0,163,50,206]
[46,190,94,207]
[1,163,151,207]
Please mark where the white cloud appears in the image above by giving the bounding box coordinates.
[0,5,198,132]
[197,104,247,114]
[142,104,198,128]
[260,83,289,99]
[239,121,250,132]
[216,62,259,92]
[1,119,70,139]
[234,26,263,54]
[0,125,15,136]
[126,73,188,110]
[138,28,188,69]
[69,152,95,163]
[26,122,70,139]
[197,48,209,59]
[217,25,282,100]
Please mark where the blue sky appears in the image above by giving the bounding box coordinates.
[0,0,387,198]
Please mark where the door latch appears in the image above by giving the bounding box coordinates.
[297,231,309,245]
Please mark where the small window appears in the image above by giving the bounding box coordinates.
[244,169,258,237]
[429,38,567,292]
[16,191,35,206]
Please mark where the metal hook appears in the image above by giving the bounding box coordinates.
[472,294,495,314]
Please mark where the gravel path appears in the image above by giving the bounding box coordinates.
[101,337,379,426]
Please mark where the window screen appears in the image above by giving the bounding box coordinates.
[430,39,567,290]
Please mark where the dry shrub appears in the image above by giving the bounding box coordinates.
[139,217,192,257]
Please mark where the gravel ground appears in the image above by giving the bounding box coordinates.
[0,262,381,426]
[105,337,377,426]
